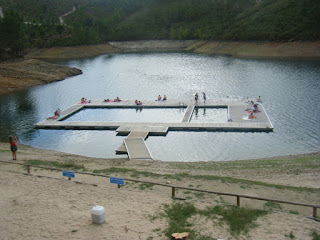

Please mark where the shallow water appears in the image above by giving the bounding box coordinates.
[0,53,319,161]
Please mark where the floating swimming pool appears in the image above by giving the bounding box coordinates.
[63,108,187,123]
[62,107,229,123]
[190,108,228,123]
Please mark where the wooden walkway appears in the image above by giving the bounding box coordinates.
[35,98,273,159]
[124,138,153,160]
[116,131,149,154]
[182,105,195,122]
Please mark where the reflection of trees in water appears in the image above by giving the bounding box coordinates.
[0,90,37,141]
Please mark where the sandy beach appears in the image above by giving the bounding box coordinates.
[0,142,319,239]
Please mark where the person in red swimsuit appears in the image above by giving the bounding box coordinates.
[9,136,18,160]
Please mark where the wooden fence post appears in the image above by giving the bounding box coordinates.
[237,196,240,207]
[313,207,317,219]
[172,187,175,198]
[27,165,30,174]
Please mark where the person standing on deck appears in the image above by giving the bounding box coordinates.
[195,93,199,103]
[203,92,206,103]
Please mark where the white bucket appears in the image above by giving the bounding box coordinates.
[91,205,105,224]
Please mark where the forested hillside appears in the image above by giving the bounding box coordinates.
[0,0,319,56]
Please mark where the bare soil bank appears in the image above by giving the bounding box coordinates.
[25,40,320,60]
[0,59,82,95]
[189,40,320,60]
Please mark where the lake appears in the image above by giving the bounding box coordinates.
[0,52,319,161]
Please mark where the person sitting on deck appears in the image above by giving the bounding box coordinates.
[163,95,167,101]
[47,109,60,120]
[248,113,256,119]
[257,96,262,103]
[253,103,259,113]
[135,100,142,105]
[81,97,87,103]
[114,97,121,102]
[157,95,162,101]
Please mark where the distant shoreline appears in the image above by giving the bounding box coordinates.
[1,40,319,96]
[25,40,320,60]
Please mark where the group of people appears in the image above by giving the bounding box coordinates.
[80,97,92,104]
[246,96,263,119]
[195,92,206,103]
[47,108,61,120]
[104,97,121,102]
[157,95,167,101]
[135,100,142,105]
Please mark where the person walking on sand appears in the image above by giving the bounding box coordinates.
[203,92,206,103]
[9,136,18,160]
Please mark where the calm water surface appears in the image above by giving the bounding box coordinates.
[64,108,187,123]
[0,53,319,161]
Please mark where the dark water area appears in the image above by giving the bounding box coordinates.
[0,53,319,161]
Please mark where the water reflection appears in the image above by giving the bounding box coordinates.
[0,90,38,141]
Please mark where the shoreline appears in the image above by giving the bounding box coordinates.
[1,40,319,96]
[25,40,320,60]
[1,142,319,187]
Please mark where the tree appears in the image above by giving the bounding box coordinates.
[0,10,27,57]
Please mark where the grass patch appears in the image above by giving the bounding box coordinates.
[312,231,320,240]
[264,201,282,211]
[200,205,268,236]
[90,167,320,193]
[168,154,320,172]
[152,202,267,239]
[162,202,198,238]
[285,231,295,239]
[139,183,154,190]
[0,149,10,152]
[193,192,205,199]
[24,160,85,170]
[289,210,299,215]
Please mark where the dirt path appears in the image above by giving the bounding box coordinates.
[59,6,76,25]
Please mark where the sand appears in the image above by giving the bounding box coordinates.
[0,143,319,239]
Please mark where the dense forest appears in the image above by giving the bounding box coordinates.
[0,0,319,56]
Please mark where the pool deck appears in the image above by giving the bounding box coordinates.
[35,99,273,160]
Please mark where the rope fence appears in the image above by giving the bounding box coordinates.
[0,160,319,220]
